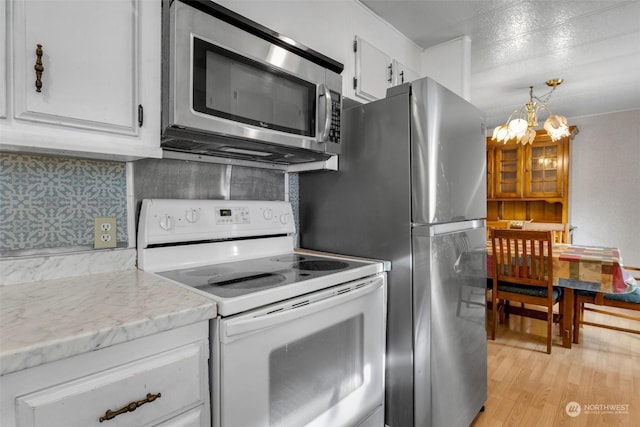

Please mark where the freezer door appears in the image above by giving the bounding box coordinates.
[410,77,487,224]
[413,223,487,427]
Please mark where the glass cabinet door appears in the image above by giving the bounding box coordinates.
[486,148,494,199]
[524,141,564,197]
[494,145,522,198]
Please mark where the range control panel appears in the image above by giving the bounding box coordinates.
[138,199,295,247]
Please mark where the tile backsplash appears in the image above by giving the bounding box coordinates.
[0,153,128,252]
[1,153,297,255]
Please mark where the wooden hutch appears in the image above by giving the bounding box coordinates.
[486,126,578,227]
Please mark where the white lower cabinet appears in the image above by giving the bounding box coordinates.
[0,322,210,427]
[157,406,207,427]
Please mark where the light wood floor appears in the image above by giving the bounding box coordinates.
[471,307,640,426]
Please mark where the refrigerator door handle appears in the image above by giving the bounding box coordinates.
[414,219,485,236]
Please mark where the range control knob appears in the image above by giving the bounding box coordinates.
[185,208,200,223]
[263,208,273,220]
[279,213,289,225]
[159,214,174,231]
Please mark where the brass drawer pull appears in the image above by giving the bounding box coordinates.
[99,392,162,422]
[34,44,44,92]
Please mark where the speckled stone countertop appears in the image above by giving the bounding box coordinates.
[0,269,217,375]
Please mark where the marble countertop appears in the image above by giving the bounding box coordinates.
[0,269,217,375]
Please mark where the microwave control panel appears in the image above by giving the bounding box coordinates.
[329,91,341,144]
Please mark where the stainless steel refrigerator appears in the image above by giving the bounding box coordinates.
[299,77,487,427]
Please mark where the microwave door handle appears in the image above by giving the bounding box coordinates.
[318,83,332,142]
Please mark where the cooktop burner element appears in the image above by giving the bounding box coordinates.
[271,254,308,263]
[294,260,350,271]
[206,272,287,289]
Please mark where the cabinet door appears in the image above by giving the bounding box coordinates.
[3,0,161,160]
[14,0,136,133]
[392,59,419,86]
[157,407,207,427]
[354,36,392,101]
[486,147,494,199]
[524,140,565,197]
[0,0,6,119]
[15,342,207,427]
[1,322,210,427]
[494,145,522,198]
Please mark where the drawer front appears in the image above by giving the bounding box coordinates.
[16,342,207,427]
[158,406,206,427]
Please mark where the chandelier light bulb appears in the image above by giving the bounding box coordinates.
[544,114,570,141]
[508,118,528,138]
[492,124,510,143]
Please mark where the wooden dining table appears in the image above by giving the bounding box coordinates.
[486,242,638,349]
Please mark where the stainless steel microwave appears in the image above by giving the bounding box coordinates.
[162,0,344,165]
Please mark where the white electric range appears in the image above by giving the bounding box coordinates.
[137,199,388,427]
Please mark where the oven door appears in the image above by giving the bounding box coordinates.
[213,275,386,427]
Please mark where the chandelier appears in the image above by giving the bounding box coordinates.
[491,79,570,145]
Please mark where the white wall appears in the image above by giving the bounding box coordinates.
[421,36,471,101]
[569,109,640,267]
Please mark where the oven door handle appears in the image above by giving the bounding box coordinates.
[221,278,383,341]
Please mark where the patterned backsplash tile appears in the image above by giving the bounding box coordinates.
[0,153,128,251]
[288,172,300,246]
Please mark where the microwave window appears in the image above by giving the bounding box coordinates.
[193,38,316,137]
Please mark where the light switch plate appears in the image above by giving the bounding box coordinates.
[94,216,117,249]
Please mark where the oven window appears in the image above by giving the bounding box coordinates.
[269,315,364,426]
[192,37,316,136]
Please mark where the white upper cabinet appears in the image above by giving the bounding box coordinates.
[0,0,6,120]
[353,36,423,102]
[353,36,392,101]
[1,0,162,161]
[392,59,420,86]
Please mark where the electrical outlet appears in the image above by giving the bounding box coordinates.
[94,216,117,249]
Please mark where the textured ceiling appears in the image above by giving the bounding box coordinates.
[360,0,640,128]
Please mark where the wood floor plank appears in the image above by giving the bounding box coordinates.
[471,307,639,426]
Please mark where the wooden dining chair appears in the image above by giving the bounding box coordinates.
[490,229,562,354]
[573,266,640,343]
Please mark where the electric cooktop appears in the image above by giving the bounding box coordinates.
[156,253,371,299]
